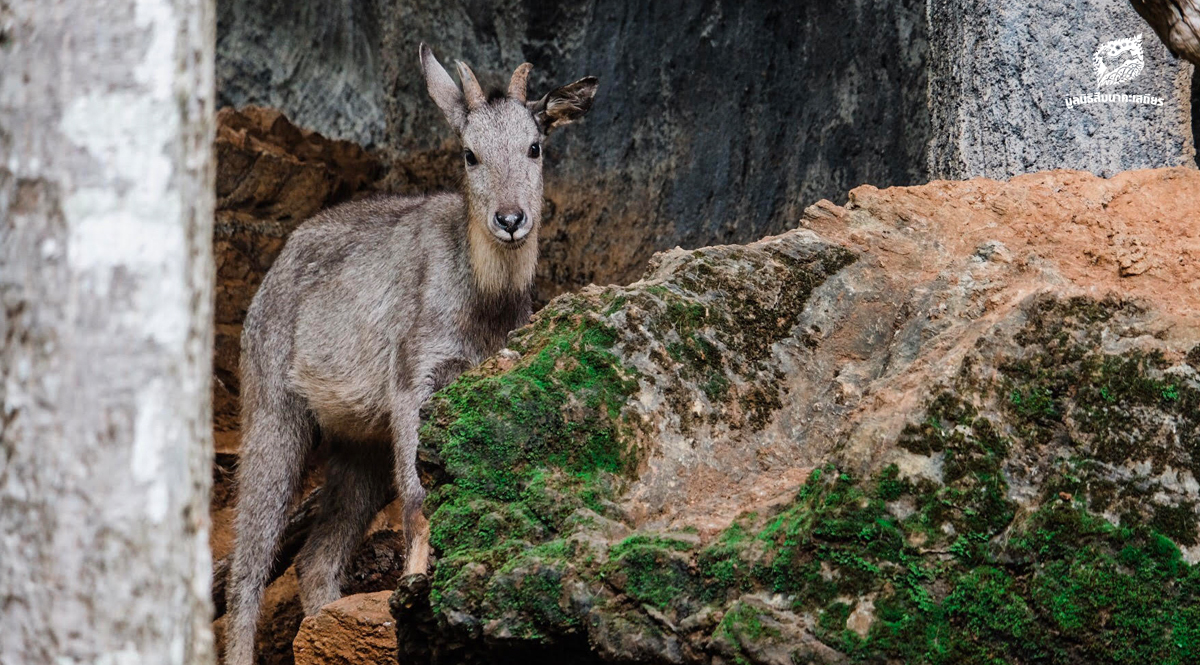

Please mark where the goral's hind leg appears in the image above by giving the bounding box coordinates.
[295,443,393,615]
[225,395,314,665]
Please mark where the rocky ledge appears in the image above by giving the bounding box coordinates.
[386,167,1200,664]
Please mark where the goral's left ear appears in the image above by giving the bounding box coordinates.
[419,43,468,133]
[528,76,599,135]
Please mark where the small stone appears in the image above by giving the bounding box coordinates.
[974,240,1012,263]
[293,591,396,665]
[845,597,876,638]
[495,347,522,371]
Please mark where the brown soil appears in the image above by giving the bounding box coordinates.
[807,167,1200,321]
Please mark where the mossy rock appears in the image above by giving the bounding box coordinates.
[392,228,1200,665]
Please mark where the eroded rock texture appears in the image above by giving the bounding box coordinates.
[216,0,385,146]
[389,167,1200,664]
[220,0,932,302]
[211,106,381,452]
[928,0,1195,180]
[217,0,1198,305]
[292,591,397,665]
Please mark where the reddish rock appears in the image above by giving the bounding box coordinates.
[211,106,382,453]
[215,106,380,220]
[292,592,397,665]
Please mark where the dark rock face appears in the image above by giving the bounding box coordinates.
[218,0,931,300]
[927,0,1195,179]
[379,0,931,299]
[216,0,386,147]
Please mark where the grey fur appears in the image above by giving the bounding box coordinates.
[223,44,598,665]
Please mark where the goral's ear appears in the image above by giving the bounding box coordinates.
[420,43,467,133]
[528,76,599,135]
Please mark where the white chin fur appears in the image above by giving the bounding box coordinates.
[490,225,531,244]
[470,219,537,295]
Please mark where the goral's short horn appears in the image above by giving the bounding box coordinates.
[508,62,533,103]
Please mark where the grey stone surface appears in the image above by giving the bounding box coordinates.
[378,0,931,295]
[217,0,932,296]
[928,0,1196,179]
[213,0,1197,296]
[216,0,386,147]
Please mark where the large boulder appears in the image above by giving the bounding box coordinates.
[391,167,1200,664]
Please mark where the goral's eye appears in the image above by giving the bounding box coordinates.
[528,142,541,159]
[464,149,478,166]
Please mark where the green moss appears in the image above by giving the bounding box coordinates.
[716,602,783,665]
[426,312,639,504]
[728,467,909,608]
[419,302,643,638]
[417,280,1200,661]
[1151,502,1200,547]
[1000,501,1199,663]
[610,534,696,558]
[895,395,1017,553]
[735,464,1198,664]
[428,490,546,557]
[698,520,755,595]
[941,567,1038,661]
[602,533,705,610]
[606,540,697,610]
[482,563,575,640]
[671,245,856,366]
[998,297,1200,480]
[1008,385,1058,420]
[685,377,1198,664]
[874,464,910,502]
[638,245,855,431]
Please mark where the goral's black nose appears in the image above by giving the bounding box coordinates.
[495,211,525,233]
